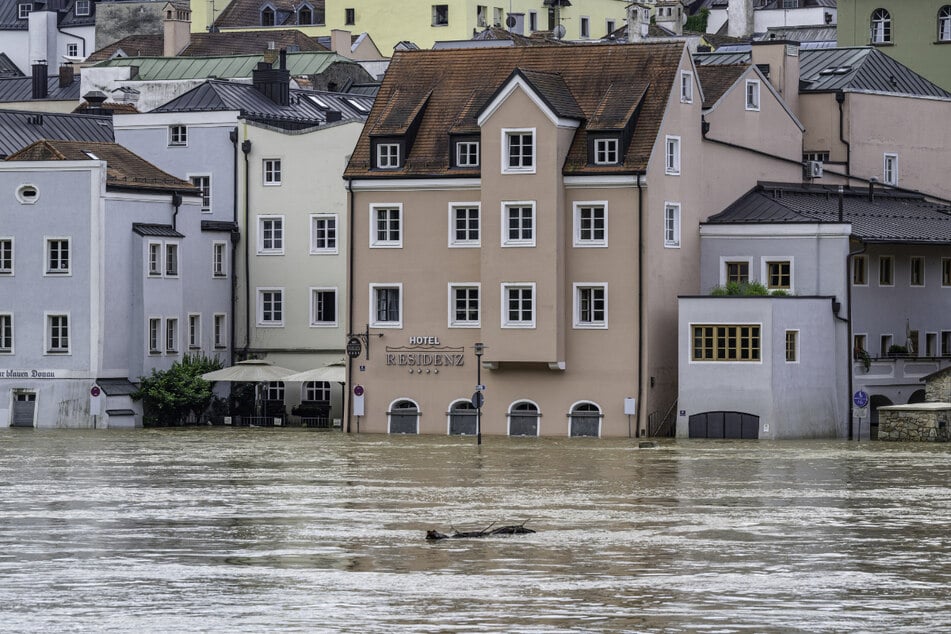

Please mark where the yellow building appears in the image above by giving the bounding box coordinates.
[191,0,632,52]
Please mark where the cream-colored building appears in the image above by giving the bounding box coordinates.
[192,0,631,52]
[342,42,802,437]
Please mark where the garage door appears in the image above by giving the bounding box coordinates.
[12,393,36,427]
[688,411,759,439]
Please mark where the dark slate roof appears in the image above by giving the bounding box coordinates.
[704,183,951,244]
[515,69,585,120]
[86,29,326,62]
[0,0,98,30]
[696,64,747,107]
[696,47,951,98]
[132,223,185,238]
[6,140,197,193]
[213,0,317,29]
[756,25,837,43]
[96,378,138,395]
[151,79,372,127]
[84,35,164,62]
[345,43,686,179]
[0,52,22,77]
[0,109,113,157]
[201,220,238,232]
[0,73,81,103]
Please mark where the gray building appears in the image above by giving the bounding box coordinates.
[0,139,232,428]
[678,182,951,439]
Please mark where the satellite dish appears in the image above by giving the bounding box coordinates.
[553,24,566,39]
[505,14,516,28]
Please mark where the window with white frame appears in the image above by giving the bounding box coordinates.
[502,283,535,328]
[580,16,590,38]
[883,153,898,186]
[263,159,282,185]
[258,288,284,326]
[188,314,201,348]
[942,258,951,287]
[785,330,799,362]
[449,284,480,327]
[310,214,338,254]
[265,382,284,401]
[168,125,187,146]
[724,258,751,284]
[853,254,868,285]
[455,141,480,167]
[189,175,211,212]
[664,203,681,248]
[148,317,161,353]
[745,79,760,111]
[880,334,893,356]
[574,203,607,247]
[529,10,537,31]
[46,313,69,354]
[493,7,502,26]
[304,381,331,402]
[681,70,694,103]
[46,238,70,275]
[165,243,179,276]
[879,255,894,286]
[66,42,79,57]
[665,136,680,175]
[449,204,480,246]
[165,318,178,353]
[74,0,90,15]
[606,19,615,34]
[370,205,402,247]
[432,3,448,25]
[370,284,402,328]
[871,8,891,43]
[940,6,951,41]
[0,314,12,353]
[376,143,400,169]
[502,202,535,247]
[258,216,284,254]
[910,256,925,286]
[18,3,31,19]
[476,5,487,26]
[213,242,227,277]
[574,284,607,328]
[214,314,227,348]
[311,288,337,326]
[148,242,162,276]
[0,238,11,274]
[943,331,951,356]
[593,137,619,165]
[766,259,792,290]
[503,129,534,173]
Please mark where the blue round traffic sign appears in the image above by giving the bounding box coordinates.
[853,390,869,408]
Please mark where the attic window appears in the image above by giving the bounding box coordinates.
[82,151,100,160]
[592,137,619,165]
[346,98,368,113]
[375,142,401,169]
[75,0,90,16]
[308,95,329,109]
[298,4,312,25]
[16,185,39,204]
[261,6,275,26]
[18,3,32,19]
[818,66,852,75]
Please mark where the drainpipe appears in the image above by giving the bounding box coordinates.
[836,90,851,181]
[171,191,182,230]
[345,177,355,433]
[241,138,252,357]
[636,171,645,437]
[229,127,239,365]
[846,232,868,441]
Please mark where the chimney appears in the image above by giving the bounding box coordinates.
[330,29,352,57]
[28,10,58,72]
[32,62,48,99]
[727,0,754,39]
[627,3,650,42]
[58,64,74,88]
[655,1,684,37]
[83,90,109,115]
[750,39,800,117]
[251,49,290,106]
[163,2,192,56]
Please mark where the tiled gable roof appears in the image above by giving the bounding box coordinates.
[345,43,686,179]
[6,140,196,193]
[705,183,951,244]
[85,35,165,63]
[512,68,585,121]
[86,30,325,63]
[696,64,747,107]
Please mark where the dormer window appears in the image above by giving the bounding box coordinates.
[592,137,619,165]
[18,3,32,19]
[375,141,402,169]
[74,0,90,16]
[261,6,275,26]
[453,138,479,168]
[298,4,313,25]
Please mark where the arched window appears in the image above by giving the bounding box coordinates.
[569,402,601,437]
[939,6,951,41]
[261,6,275,26]
[389,399,419,434]
[871,8,891,43]
[508,401,539,436]
[303,381,330,402]
[448,400,477,435]
[298,4,312,25]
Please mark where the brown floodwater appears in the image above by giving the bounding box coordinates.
[1,428,949,632]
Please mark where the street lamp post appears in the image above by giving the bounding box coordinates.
[474,342,484,445]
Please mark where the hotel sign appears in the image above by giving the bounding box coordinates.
[3,369,58,379]
[385,336,465,370]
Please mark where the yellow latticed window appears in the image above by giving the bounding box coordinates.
[692,324,761,361]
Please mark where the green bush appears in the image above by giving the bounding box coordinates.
[685,8,709,32]
[710,281,771,296]
[133,354,223,426]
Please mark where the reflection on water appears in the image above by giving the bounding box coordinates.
[1,429,949,632]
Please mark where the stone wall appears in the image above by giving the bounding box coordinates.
[925,370,951,402]
[879,408,950,442]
